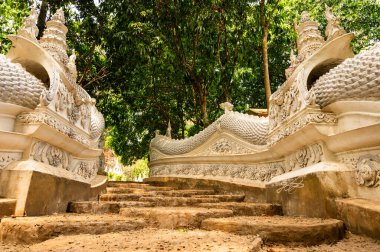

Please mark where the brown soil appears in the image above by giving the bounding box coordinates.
[0,228,259,252]
[263,232,380,252]
[1,229,379,252]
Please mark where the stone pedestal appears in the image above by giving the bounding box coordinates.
[0,160,106,216]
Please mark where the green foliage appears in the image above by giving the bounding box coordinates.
[107,172,126,182]
[130,159,149,181]
[107,159,149,182]
[0,0,30,53]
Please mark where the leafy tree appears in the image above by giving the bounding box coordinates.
[0,0,30,53]
[259,0,281,109]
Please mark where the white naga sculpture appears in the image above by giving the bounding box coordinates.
[0,7,105,215]
[149,7,380,204]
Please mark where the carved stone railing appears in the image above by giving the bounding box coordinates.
[0,7,104,183]
[148,7,380,196]
[151,111,268,158]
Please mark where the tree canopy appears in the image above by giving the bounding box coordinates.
[1,0,379,164]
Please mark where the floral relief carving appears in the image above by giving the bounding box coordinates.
[30,140,98,181]
[268,112,337,146]
[0,152,22,169]
[355,155,380,187]
[31,141,69,170]
[286,143,323,171]
[203,138,254,156]
[150,162,284,183]
[17,112,90,146]
[339,152,380,188]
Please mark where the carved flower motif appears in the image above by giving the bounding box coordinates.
[47,146,63,167]
[212,140,232,154]
[355,155,380,187]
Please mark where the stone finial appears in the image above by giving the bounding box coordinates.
[294,11,325,62]
[219,102,234,113]
[325,5,346,41]
[155,130,161,137]
[300,11,311,22]
[52,8,65,23]
[285,49,299,79]
[17,6,39,42]
[67,50,77,82]
[165,120,172,138]
[39,8,69,66]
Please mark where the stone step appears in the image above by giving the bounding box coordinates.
[197,202,283,216]
[105,187,216,196]
[0,198,16,217]
[27,228,262,252]
[106,187,146,194]
[0,214,145,244]
[336,198,380,240]
[100,193,142,201]
[68,201,156,214]
[201,216,345,245]
[138,196,220,206]
[191,194,245,202]
[107,182,151,188]
[107,182,174,191]
[120,207,234,229]
[153,189,216,197]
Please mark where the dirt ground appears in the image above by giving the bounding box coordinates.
[1,228,379,252]
[263,232,380,252]
[0,228,259,252]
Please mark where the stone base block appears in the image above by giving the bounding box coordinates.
[0,215,145,244]
[201,216,345,245]
[0,161,104,216]
[120,207,233,229]
[336,198,380,240]
[0,198,16,217]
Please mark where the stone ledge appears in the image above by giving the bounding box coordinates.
[336,198,380,240]
[0,214,146,244]
[201,216,345,245]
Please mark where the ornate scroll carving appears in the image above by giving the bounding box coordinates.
[0,152,22,169]
[355,155,380,187]
[268,112,337,146]
[40,68,60,106]
[30,140,98,181]
[17,111,90,146]
[286,143,323,171]
[339,152,380,188]
[31,141,70,170]
[204,138,254,155]
[150,162,284,182]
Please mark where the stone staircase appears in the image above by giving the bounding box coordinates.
[0,181,346,249]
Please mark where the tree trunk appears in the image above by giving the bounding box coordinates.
[262,25,271,110]
[37,0,48,39]
[200,90,209,126]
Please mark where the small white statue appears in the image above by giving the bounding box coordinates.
[325,5,346,41]
[52,8,65,23]
[17,6,39,41]
[67,50,78,82]
[219,102,234,113]
[165,120,172,138]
